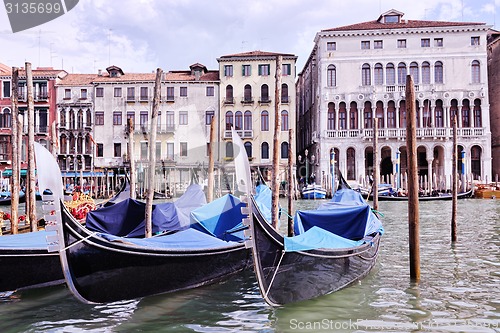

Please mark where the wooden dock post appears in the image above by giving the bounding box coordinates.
[207,116,216,202]
[127,118,136,199]
[271,55,282,229]
[145,68,162,238]
[10,67,20,234]
[373,118,379,210]
[406,75,420,281]
[26,62,37,232]
[287,129,294,237]
[451,117,458,242]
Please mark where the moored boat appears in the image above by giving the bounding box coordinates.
[301,184,327,199]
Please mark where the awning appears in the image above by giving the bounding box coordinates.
[1,169,33,177]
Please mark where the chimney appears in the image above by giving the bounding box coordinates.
[98,69,102,76]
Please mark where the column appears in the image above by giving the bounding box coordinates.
[427,158,433,194]
[358,107,364,131]
[430,100,435,128]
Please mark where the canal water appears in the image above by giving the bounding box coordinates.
[0,198,498,332]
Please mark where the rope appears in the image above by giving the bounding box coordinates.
[264,250,286,299]
[279,208,293,219]
[61,231,97,252]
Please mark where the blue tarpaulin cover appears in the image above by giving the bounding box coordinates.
[0,230,56,250]
[286,188,383,252]
[254,184,272,222]
[86,184,207,238]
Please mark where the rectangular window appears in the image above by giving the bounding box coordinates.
[113,111,122,125]
[224,65,233,77]
[180,86,187,97]
[140,111,148,130]
[95,112,104,125]
[80,89,87,99]
[421,38,430,47]
[205,110,214,125]
[361,41,370,49]
[166,142,174,160]
[179,111,188,125]
[326,42,336,51]
[95,87,104,97]
[64,88,71,99]
[126,111,135,126]
[282,64,292,76]
[397,39,407,48]
[258,64,270,76]
[166,111,175,129]
[206,86,214,96]
[127,87,135,101]
[114,143,121,158]
[3,81,11,98]
[471,36,480,46]
[374,40,383,49]
[242,65,251,76]
[434,38,443,47]
[156,142,161,159]
[180,142,188,157]
[140,142,148,159]
[97,143,103,157]
[166,87,174,101]
[114,87,122,97]
[140,87,148,100]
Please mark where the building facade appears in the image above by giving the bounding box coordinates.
[217,51,297,181]
[487,30,500,179]
[297,10,492,190]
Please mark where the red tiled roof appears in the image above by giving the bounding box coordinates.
[93,73,157,83]
[219,50,297,59]
[57,74,98,86]
[17,68,67,79]
[164,70,219,82]
[0,63,11,75]
[322,19,486,32]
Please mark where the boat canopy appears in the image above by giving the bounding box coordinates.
[0,230,57,250]
[284,226,364,252]
[86,184,206,238]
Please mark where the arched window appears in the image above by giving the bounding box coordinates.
[86,109,92,126]
[471,60,480,83]
[60,109,66,127]
[471,145,482,180]
[450,99,459,123]
[375,101,384,128]
[349,102,358,129]
[261,142,269,159]
[226,85,234,103]
[434,61,443,83]
[235,111,243,130]
[422,62,431,84]
[423,100,431,127]
[435,100,444,127]
[397,62,407,85]
[244,84,252,102]
[0,108,11,128]
[462,99,470,127]
[327,102,335,130]
[364,101,373,128]
[281,83,289,103]
[339,102,347,129]
[261,111,269,131]
[399,100,406,128]
[77,109,84,129]
[226,141,233,158]
[281,110,289,131]
[374,63,383,85]
[85,134,92,154]
[386,63,395,85]
[281,142,289,159]
[260,84,269,102]
[77,135,83,154]
[244,111,252,130]
[474,99,482,127]
[244,141,252,158]
[387,101,396,128]
[347,147,356,180]
[410,62,419,83]
[327,65,336,87]
[69,109,75,129]
[361,63,371,86]
[225,111,233,130]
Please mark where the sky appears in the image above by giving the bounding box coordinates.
[0,0,498,75]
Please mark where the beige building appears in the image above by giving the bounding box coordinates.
[217,51,297,181]
[297,9,492,190]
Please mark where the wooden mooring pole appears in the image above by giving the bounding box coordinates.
[207,116,216,202]
[10,67,20,234]
[406,75,420,281]
[271,55,282,229]
[26,62,37,232]
[127,118,136,200]
[451,117,458,242]
[145,68,162,238]
[287,129,294,237]
[373,118,379,210]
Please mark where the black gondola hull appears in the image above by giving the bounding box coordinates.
[250,199,381,306]
[60,202,251,303]
[369,188,474,201]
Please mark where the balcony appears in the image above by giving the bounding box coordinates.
[126,96,136,103]
[259,97,271,104]
[223,97,235,105]
[241,98,254,105]
[140,96,149,102]
[324,127,486,140]
[223,129,253,139]
[281,96,290,104]
[163,96,175,103]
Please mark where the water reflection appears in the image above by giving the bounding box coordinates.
[0,198,498,332]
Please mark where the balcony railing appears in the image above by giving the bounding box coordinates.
[223,98,235,105]
[324,127,485,140]
[223,129,253,139]
[134,123,177,133]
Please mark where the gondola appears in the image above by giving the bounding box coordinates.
[301,184,327,199]
[34,142,266,304]
[0,165,129,293]
[246,175,384,306]
[0,190,26,206]
[369,188,474,201]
